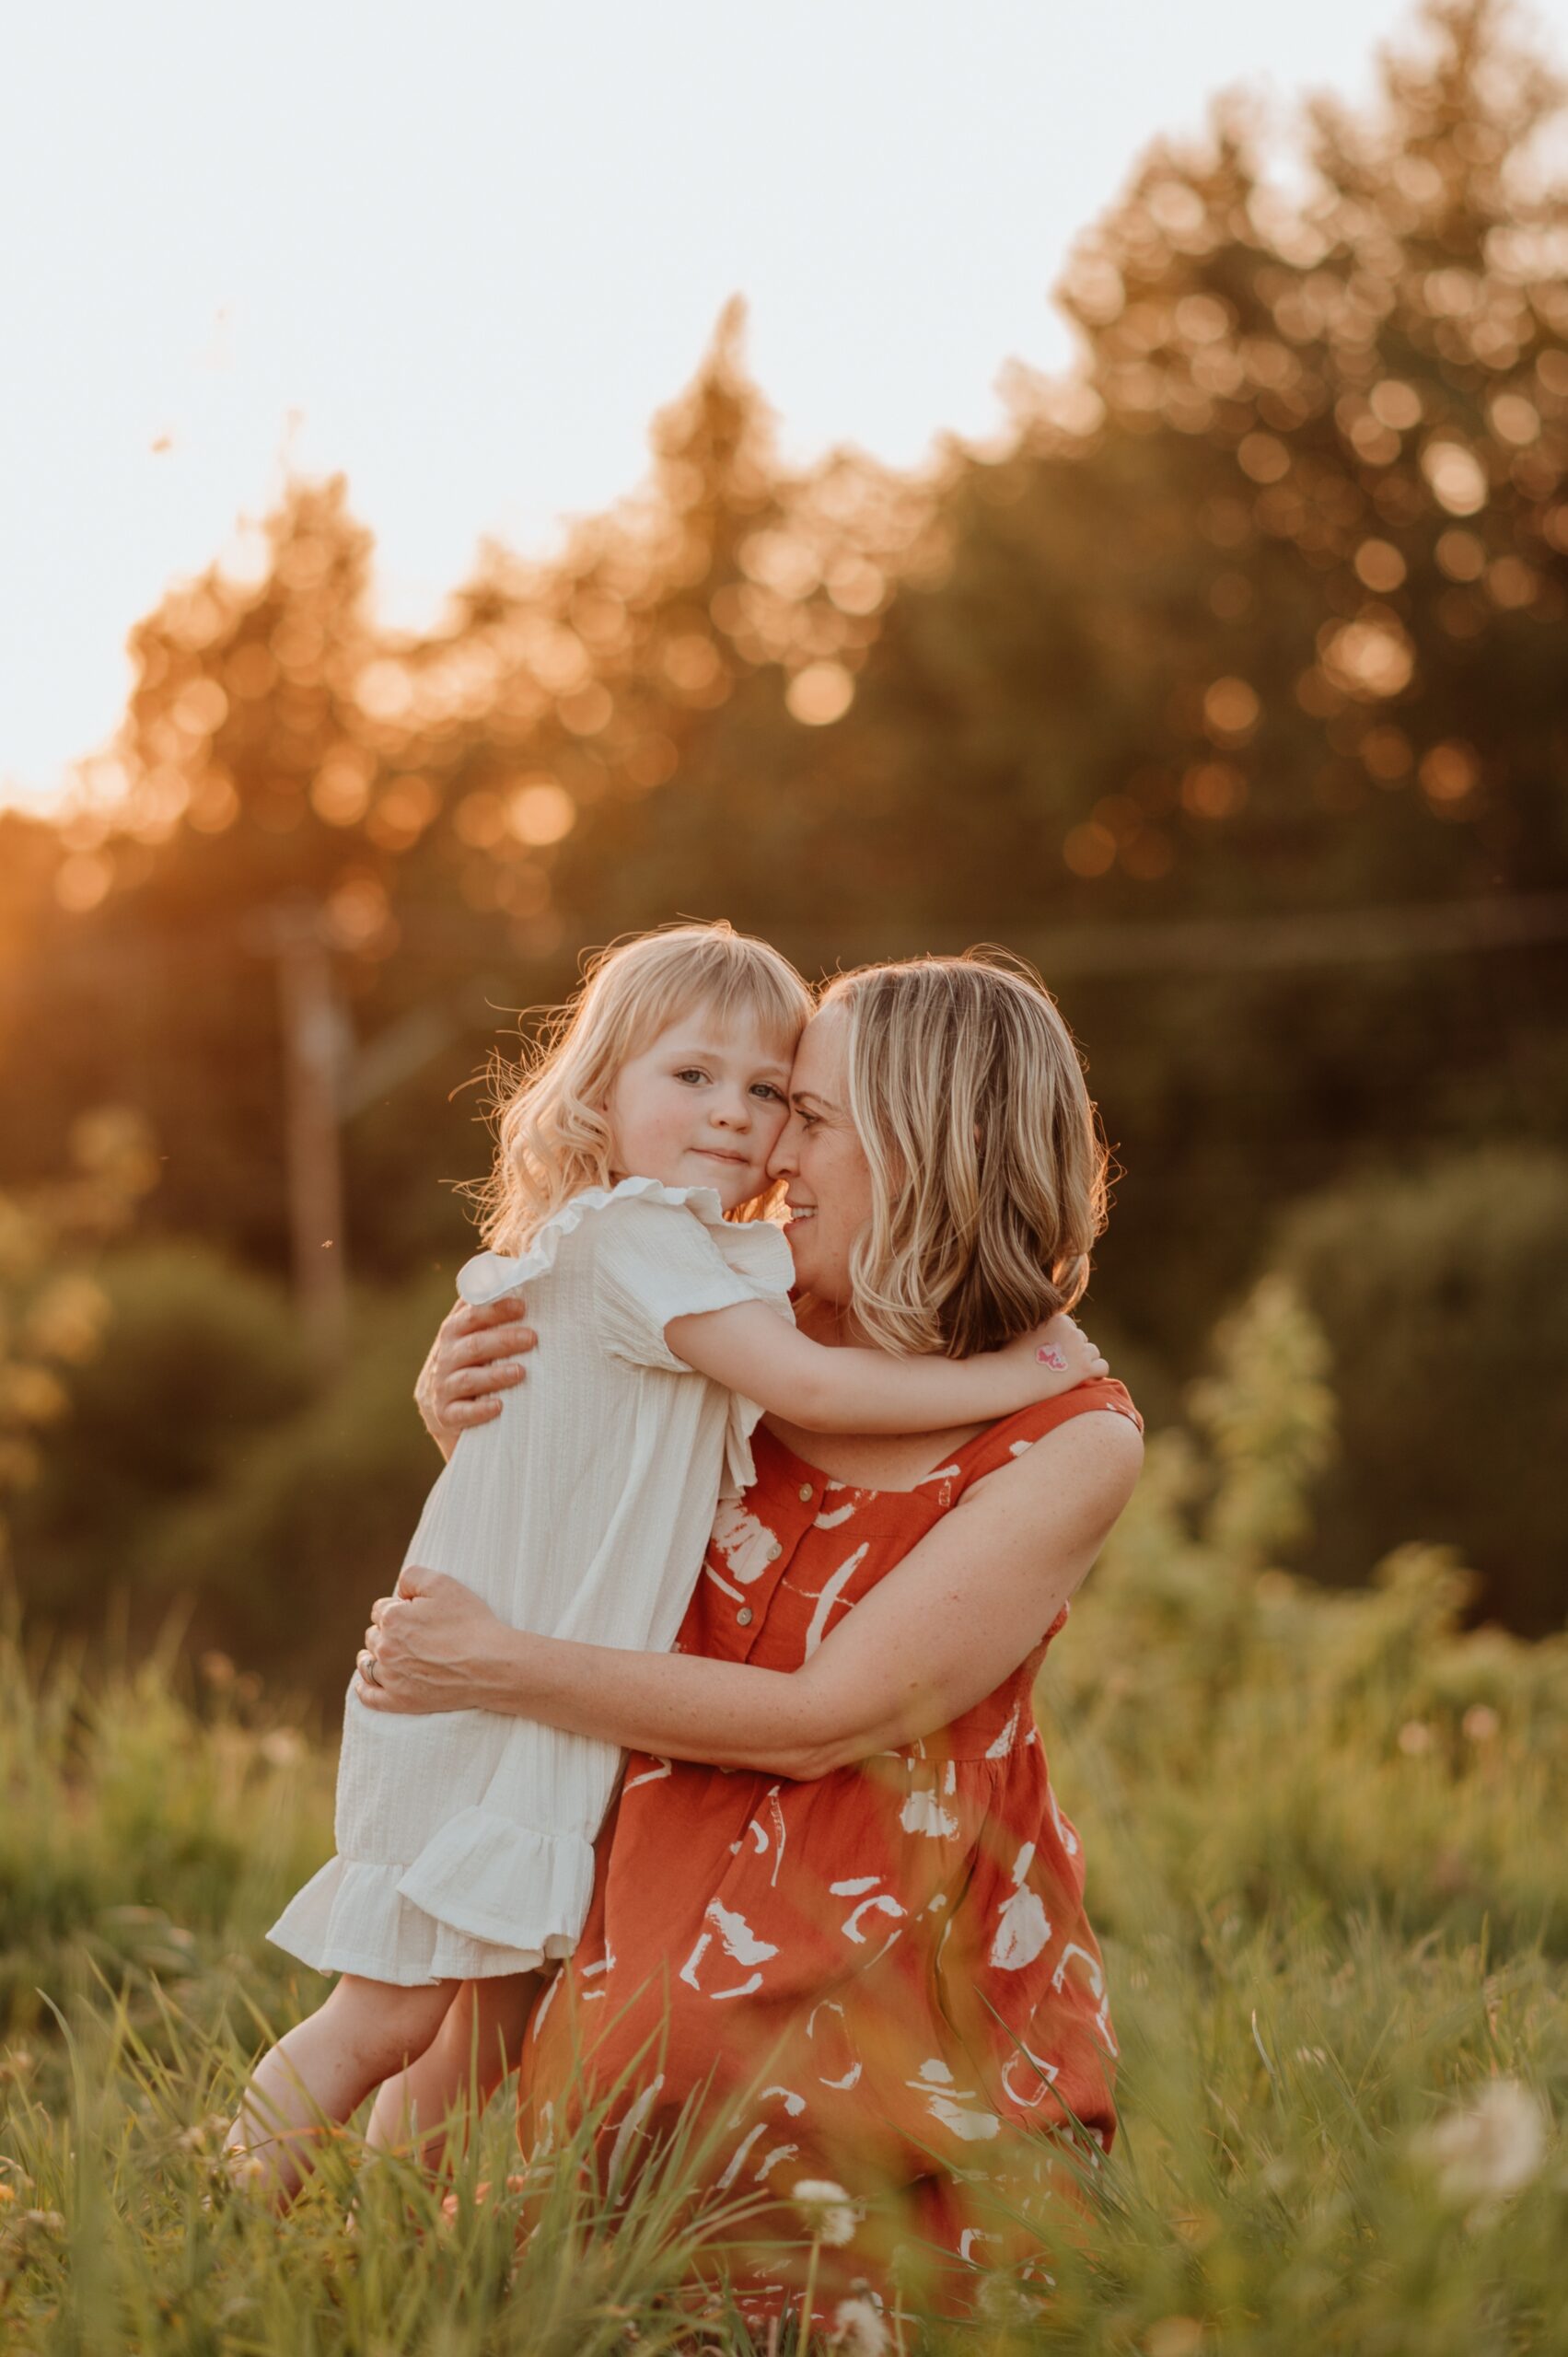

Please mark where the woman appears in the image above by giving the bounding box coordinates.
[354,953,1143,2326]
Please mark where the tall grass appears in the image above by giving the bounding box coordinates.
[2,1279,1563,2351]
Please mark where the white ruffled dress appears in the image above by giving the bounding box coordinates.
[268,1178,795,1985]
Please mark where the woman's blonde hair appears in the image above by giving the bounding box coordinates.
[470,922,814,1252]
[821,951,1110,1358]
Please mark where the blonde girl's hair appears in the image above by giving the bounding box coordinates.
[470,922,814,1253]
[820,951,1110,1359]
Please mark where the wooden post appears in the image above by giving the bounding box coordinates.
[267,902,348,1371]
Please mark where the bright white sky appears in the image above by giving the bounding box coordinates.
[2,0,1555,810]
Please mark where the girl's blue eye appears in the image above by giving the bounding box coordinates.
[675,1069,708,1085]
[750,1083,786,1102]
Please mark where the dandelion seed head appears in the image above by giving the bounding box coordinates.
[830,2293,889,2353]
[791,2177,858,2246]
[1413,2076,1549,2206]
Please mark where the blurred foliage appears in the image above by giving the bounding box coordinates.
[1053,1267,1568,1951]
[0,1110,157,1549]
[0,0,1565,1626]
[1265,1142,1568,1631]
[1,1268,1564,2350]
[6,1254,450,1689]
[6,1243,310,1621]
[144,1271,457,1688]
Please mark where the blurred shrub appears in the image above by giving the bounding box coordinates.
[1263,1146,1568,1634]
[1,1109,158,1572]
[146,1271,456,1699]
[6,1241,310,1620]
[1050,1269,1568,1958]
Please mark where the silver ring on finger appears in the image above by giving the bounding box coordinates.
[357,1647,380,1687]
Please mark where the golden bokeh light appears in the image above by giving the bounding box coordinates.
[1369,379,1423,430]
[1063,820,1117,877]
[366,774,439,849]
[1434,528,1486,581]
[784,662,854,726]
[311,750,375,828]
[1361,725,1412,783]
[1237,431,1290,483]
[187,770,240,832]
[453,790,509,849]
[53,853,113,913]
[623,734,679,791]
[1319,615,1415,701]
[1419,740,1481,805]
[1202,678,1261,743]
[1353,539,1408,593]
[1180,761,1249,819]
[506,779,576,845]
[1488,392,1539,447]
[559,682,614,737]
[1486,556,1539,609]
[1421,441,1488,517]
[325,875,394,953]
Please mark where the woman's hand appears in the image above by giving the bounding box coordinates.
[354,1565,519,1714]
[415,1295,538,1460]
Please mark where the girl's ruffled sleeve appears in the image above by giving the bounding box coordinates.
[592,1195,794,1374]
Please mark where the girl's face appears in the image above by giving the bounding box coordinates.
[767,1002,875,1312]
[602,1006,796,1213]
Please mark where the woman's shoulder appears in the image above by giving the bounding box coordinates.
[958,1378,1144,1492]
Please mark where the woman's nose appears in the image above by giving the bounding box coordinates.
[767,1115,802,1179]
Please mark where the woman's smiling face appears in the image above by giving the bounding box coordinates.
[768,1002,875,1311]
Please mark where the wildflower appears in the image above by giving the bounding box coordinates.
[1462,1703,1500,1744]
[830,2293,889,2353]
[0,2186,13,2207]
[1413,2077,1549,2206]
[1398,1720,1434,1756]
[259,1727,305,1769]
[977,2273,1034,2323]
[791,2177,857,2247]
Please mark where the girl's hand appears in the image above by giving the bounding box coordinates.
[415,1295,537,1459]
[1002,1311,1109,1403]
[354,1565,513,1713]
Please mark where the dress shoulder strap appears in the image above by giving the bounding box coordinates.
[956,1376,1144,1493]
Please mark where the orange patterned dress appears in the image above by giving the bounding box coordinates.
[517,1378,1142,2323]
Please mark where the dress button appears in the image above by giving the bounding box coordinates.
[737,1606,754,1627]
[797,1483,814,1503]
[766,1540,782,1562]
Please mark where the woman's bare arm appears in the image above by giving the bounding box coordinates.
[357,1408,1142,1779]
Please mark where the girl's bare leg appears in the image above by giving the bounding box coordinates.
[226,1973,458,2204]
[365,1971,540,2170]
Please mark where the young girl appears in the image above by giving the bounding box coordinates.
[228,923,1107,2195]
